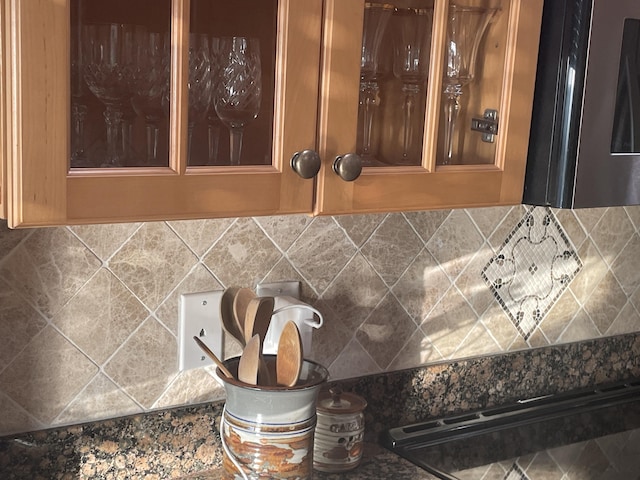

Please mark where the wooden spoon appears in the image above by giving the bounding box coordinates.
[233,288,255,342]
[243,296,275,344]
[238,334,260,385]
[193,336,234,379]
[276,321,303,387]
[220,286,244,346]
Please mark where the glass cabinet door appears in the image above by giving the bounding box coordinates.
[315,0,543,215]
[6,0,321,227]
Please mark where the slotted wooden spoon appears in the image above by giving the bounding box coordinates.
[276,320,303,387]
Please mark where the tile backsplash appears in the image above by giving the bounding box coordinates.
[1,205,640,436]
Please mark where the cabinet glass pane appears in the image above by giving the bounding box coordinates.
[435,1,507,166]
[188,0,276,166]
[70,0,171,168]
[357,2,434,167]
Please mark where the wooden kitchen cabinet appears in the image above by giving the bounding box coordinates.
[0,0,542,228]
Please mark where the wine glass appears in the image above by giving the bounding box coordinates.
[82,23,135,167]
[441,4,499,165]
[214,37,262,166]
[392,7,433,164]
[131,29,170,166]
[357,2,394,166]
[187,33,214,163]
[207,37,223,165]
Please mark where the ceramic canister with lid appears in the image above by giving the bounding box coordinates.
[313,386,367,472]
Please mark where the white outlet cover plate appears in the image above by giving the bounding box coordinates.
[178,290,224,371]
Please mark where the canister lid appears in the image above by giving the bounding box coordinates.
[317,386,367,414]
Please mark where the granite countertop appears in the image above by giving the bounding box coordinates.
[2,334,639,479]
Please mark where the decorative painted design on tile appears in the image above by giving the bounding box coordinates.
[482,207,583,340]
[504,463,529,480]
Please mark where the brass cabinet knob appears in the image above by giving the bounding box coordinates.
[290,150,321,179]
[332,153,362,182]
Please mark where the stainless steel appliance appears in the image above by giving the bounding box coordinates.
[385,381,640,479]
[523,0,640,208]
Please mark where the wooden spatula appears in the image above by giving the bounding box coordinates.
[238,334,260,385]
[276,321,303,387]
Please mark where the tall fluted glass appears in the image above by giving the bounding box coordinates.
[214,37,262,166]
[392,7,433,163]
[131,29,170,166]
[82,23,135,167]
[441,4,499,164]
[357,2,394,165]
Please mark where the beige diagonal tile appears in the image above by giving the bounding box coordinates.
[254,215,314,251]
[53,269,149,365]
[0,228,102,319]
[168,218,235,256]
[557,308,600,344]
[54,373,142,426]
[387,328,442,370]
[154,263,221,336]
[334,213,388,247]
[0,392,43,436]
[153,367,224,409]
[589,208,636,266]
[452,321,501,360]
[455,242,495,317]
[202,218,282,288]
[327,338,381,380]
[0,279,47,370]
[393,249,451,324]
[466,206,514,238]
[319,253,388,332]
[0,220,33,264]
[479,303,520,350]
[109,222,198,311]
[404,209,451,243]
[624,205,640,231]
[606,302,640,336]
[306,299,355,369]
[573,207,608,234]
[71,223,141,261]
[0,326,98,423]
[421,287,478,358]
[583,271,628,335]
[361,213,423,286]
[553,209,587,250]
[356,293,418,368]
[103,318,177,408]
[487,206,527,251]
[611,233,640,296]
[426,210,484,282]
[287,217,356,293]
[570,239,608,304]
[539,289,581,343]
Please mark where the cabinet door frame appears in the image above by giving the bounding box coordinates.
[315,0,544,215]
[5,0,322,228]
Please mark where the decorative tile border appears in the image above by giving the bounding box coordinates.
[482,207,583,339]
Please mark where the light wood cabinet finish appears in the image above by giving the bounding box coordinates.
[0,0,543,227]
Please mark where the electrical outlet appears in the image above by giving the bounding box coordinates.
[178,290,224,371]
[256,280,300,299]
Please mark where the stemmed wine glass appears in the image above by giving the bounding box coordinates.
[82,23,135,167]
[214,37,262,166]
[357,2,394,165]
[187,33,214,163]
[392,7,433,164]
[441,4,499,165]
[207,37,223,165]
[131,29,170,166]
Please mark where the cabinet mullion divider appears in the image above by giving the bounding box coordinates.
[169,0,190,175]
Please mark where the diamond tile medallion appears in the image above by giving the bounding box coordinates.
[482,207,582,340]
[504,463,529,480]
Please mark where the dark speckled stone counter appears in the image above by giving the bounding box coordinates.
[2,334,639,479]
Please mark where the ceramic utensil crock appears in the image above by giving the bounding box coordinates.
[313,386,367,472]
[217,356,328,480]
